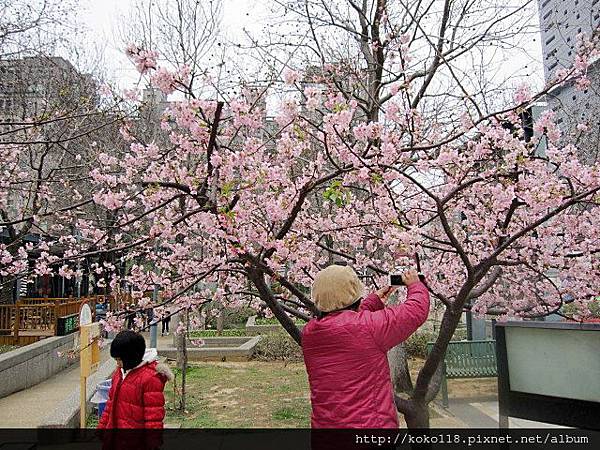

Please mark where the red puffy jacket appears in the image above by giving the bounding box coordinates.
[98,360,173,429]
[302,281,430,428]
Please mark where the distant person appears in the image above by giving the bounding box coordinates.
[302,265,430,428]
[98,330,173,429]
[125,304,135,329]
[161,315,171,336]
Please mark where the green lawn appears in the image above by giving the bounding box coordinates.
[164,362,312,428]
[88,359,462,428]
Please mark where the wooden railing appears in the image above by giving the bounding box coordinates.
[0,305,14,335]
[0,293,131,346]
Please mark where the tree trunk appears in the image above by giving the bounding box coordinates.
[216,307,224,336]
[388,343,414,394]
[404,401,430,429]
[248,267,302,344]
[176,312,188,412]
[199,310,206,330]
[395,396,430,430]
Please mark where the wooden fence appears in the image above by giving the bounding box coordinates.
[0,294,132,346]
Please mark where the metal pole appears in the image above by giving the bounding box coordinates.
[75,229,81,299]
[466,309,473,341]
[149,242,159,349]
[150,286,158,348]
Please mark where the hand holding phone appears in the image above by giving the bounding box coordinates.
[390,269,424,287]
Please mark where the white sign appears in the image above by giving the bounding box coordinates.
[79,303,93,326]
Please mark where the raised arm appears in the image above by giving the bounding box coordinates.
[359,292,385,312]
[361,281,430,352]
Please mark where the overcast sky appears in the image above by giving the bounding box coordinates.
[79,0,269,87]
[78,0,545,97]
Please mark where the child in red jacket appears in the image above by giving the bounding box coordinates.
[98,330,173,429]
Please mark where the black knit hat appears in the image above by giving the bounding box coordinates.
[110,330,145,371]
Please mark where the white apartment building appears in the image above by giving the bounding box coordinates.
[538,0,600,162]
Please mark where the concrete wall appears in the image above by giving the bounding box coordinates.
[245,316,304,334]
[159,336,261,362]
[39,358,116,428]
[0,334,78,399]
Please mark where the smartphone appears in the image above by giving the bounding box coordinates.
[390,273,426,286]
[390,274,405,286]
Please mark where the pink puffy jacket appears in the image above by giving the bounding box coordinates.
[302,281,430,428]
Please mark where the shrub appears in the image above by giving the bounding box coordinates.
[404,331,435,359]
[404,327,467,359]
[223,307,257,328]
[253,332,303,362]
[562,297,600,320]
[206,306,256,329]
[452,327,468,341]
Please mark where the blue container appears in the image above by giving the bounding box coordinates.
[92,380,112,418]
[98,402,107,418]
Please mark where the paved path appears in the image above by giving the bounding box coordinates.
[0,332,175,429]
[441,396,572,429]
[140,331,172,351]
[0,346,111,428]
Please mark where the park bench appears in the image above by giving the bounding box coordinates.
[426,340,497,407]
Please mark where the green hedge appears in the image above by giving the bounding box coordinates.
[189,329,250,338]
[255,317,304,326]
[403,332,430,359]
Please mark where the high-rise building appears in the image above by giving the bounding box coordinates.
[539,0,600,78]
[0,56,95,122]
[537,0,600,162]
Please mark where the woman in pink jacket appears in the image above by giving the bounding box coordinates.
[302,264,430,428]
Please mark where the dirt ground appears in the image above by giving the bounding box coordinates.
[409,357,498,401]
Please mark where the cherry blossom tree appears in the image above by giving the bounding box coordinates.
[1,0,599,428]
[0,1,127,303]
[94,34,598,427]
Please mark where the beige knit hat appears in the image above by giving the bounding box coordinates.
[312,265,365,312]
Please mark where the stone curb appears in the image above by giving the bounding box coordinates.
[38,358,116,428]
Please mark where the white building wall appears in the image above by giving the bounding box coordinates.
[538,0,600,80]
[537,0,600,163]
